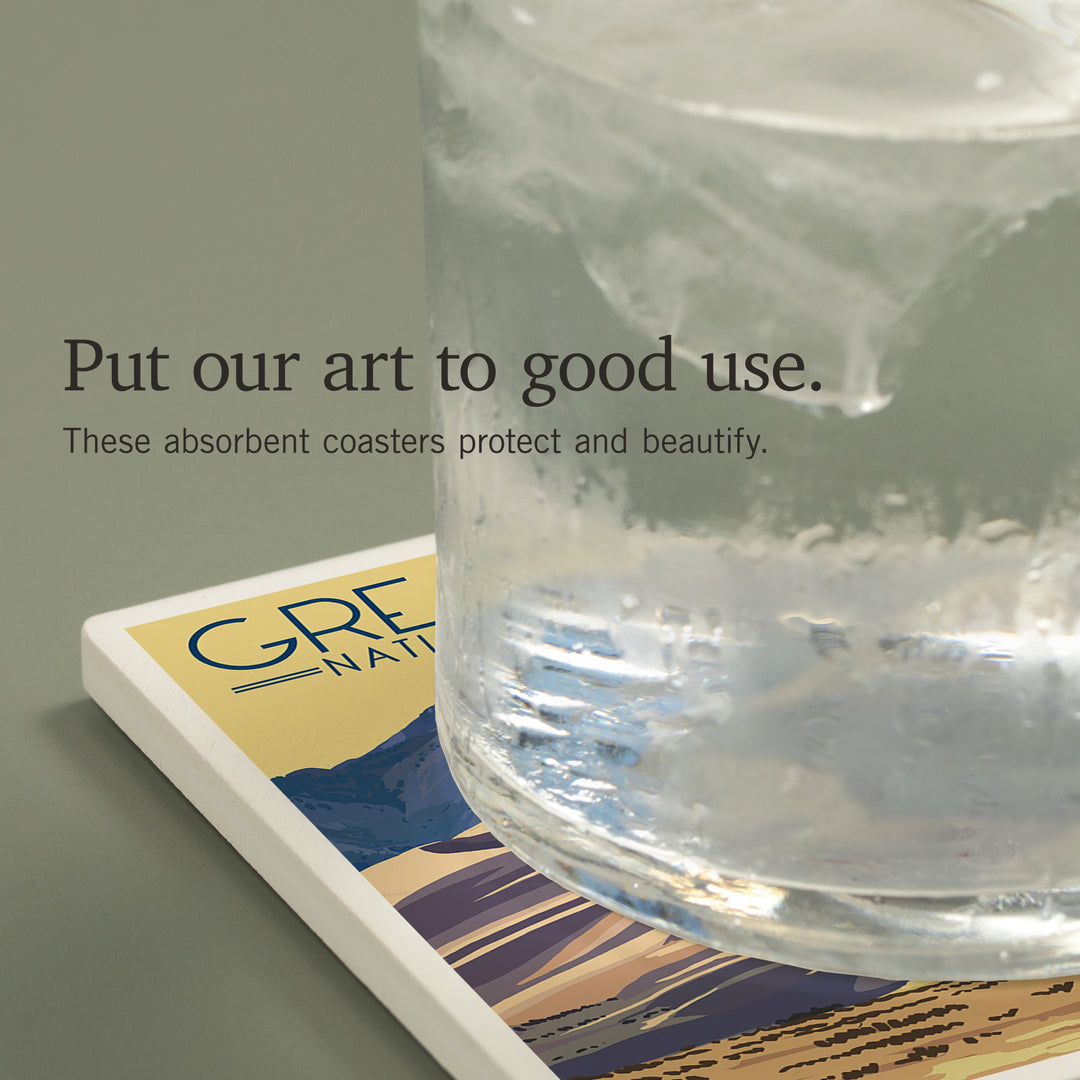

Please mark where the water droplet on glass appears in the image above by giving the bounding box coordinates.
[510,4,537,26]
[976,518,1027,542]
[793,522,835,551]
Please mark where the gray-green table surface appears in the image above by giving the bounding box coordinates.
[4,3,451,1076]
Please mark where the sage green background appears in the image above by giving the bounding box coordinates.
[4,2,450,1076]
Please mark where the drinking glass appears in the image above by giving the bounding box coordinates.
[420,0,1080,978]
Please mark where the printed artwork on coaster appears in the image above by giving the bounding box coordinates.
[127,552,1080,1080]
[128,554,438,776]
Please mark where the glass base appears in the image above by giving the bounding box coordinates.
[439,708,1080,981]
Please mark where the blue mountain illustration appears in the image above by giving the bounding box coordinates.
[271,706,479,872]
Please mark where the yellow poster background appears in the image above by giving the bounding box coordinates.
[128,555,436,777]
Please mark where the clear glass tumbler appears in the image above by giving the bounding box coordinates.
[420,0,1080,978]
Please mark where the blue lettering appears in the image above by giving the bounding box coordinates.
[188,618,297,671]
[324,651,363,676]
[278,597,382,652]
[353,577,435,635]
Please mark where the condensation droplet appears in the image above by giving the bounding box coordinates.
[793,522,835,551]
[848,538,880,565]
[976,518,1027,542]
[510,4,537,26]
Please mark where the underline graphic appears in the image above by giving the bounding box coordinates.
[231,668,323,693]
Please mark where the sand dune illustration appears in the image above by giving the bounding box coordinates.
[277,707,1080,1079]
